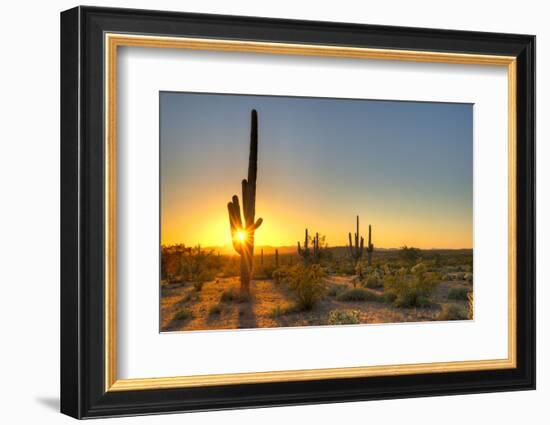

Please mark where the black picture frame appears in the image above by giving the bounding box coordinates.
[61,5,535,419]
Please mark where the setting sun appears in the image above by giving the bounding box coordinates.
[236,230,246,242]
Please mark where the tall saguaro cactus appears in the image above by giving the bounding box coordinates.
[366,224,374,266]
[227,110,263,294]
[348,215,364,263]
[297,228,321,263]
[347,216,374,270]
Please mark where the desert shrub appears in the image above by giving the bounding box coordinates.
[448,287,470,301]
[173,308,193,321]
[287,264,327,310]
[327,284,346,297]
[364,273,382,289]
[208,303,223,316]
[383,266,439,308]
[180,292,200,303]
[381,292,397,303]
[220,289,250,303]
[272,266,291,284]
[193,281,204,292]
[267,304,292,319]
[337,288,381,302]
[438,303,469,320]
[255,264,276,279]
[179,246,218,282]
[220,258,240,277]
[398,246,422,264]
[327,310,361,325]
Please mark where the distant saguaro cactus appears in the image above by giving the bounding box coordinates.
[366,224,374,266]
[297,228,321,263]
[348,216,364,262]
[275,249,279,268]
[227,110,263,294]
[347,216,374,269]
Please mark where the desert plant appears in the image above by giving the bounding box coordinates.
[173,309,193,321]
[327,310,361,325]
[448,287,470,301]
[364,271,382,289]
[383,265,439,308]
[227,109,263,294]
[269,304,296,319]
[468,291,474,319]
[287,264,327,310]
[327,284,346,297]
[438,303,469,320]
[398,246,421,264]
[297,228,321,263]
[347,216,374,271]
[337,287,381,302]
[275,249,279,267]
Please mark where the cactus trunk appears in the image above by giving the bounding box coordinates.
[275,249,279,267]
[227,110,263,294]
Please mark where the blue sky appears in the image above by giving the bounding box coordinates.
[160,92,473,249]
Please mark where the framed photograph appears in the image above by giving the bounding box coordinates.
[60,6,535,419]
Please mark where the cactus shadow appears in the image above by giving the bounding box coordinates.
[237,301,258,329]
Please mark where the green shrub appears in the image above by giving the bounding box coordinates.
[383,266,439,308]
[327,284,346,297]
[448,287,470,301]
[287,264,327,310]
[438,303,469,320]
[272,266,291,284]
[337,288,381,302]
[174,309,193,321]
[327,310,361,325]
[364,274,382,289]
[220,289,251,303]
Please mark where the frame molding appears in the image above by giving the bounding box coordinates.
[61,6,535,419]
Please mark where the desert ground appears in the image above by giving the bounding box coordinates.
[160,247,473,332]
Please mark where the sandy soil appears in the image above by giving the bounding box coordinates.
[160,275,471,332]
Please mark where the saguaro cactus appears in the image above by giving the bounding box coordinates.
[347,216,374,269]
[275,249,279,268]
[227,110,263,294]
[348,215,364,263]
[366,224,374,266]
[297,228,321,263]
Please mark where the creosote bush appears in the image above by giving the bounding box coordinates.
[383,263,439,308]
[327,310,361,325]
[336,287,381,302]
[448,287,470,301]
[438,303,469,321]
[287,264,327,311]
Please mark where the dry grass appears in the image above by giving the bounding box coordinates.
[160,274,472,332]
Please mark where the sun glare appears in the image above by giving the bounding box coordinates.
[236,230,246,242]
